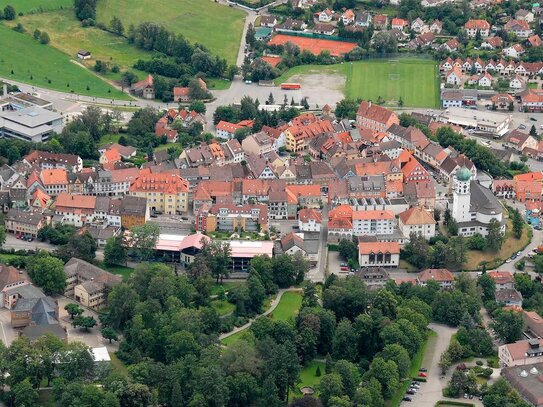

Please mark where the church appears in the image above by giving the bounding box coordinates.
[452,167,505,237]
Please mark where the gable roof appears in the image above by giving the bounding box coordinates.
[399,207,436,225]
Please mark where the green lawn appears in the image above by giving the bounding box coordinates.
[211,299,236,316]
[95,0,246,64]
[0,24,129,99]
[211,281,244,296]
[292,359,326,397]
[98,262,134,280]
[270,291,303,321]
[99,134,122,145]
[14,9,155,78]
[276,59,440,108]
[221,329,252,346]
[206,77,232,90]
[110,353,129,377]
[0,0,71,13]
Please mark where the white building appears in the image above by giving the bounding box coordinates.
[398,207,436,239]
[352,210,395,236]
[0,107,63,143]
[452,167,505,236]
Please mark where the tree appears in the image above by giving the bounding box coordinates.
[33,28,41,40]
[318,373,344,407]
[486,219,504,252]
[447,369,477,397]
[491,310,524,343]
[129,223,160,261]
[102,327,118,343]
[302,281,319,308]
[3,5,16,20]
[477,273,496,302]
[26,252,66,295]
[367,357,400,399]
[246,23,256,48]
[104,236,127,266]
[55,231,97,263]
[332,319,358,362]
[39,31,50,44]
[511,208,524,239]
[333,360,360,399]
[338,239,357,263]
[107,283,139,330]
[73,315,97,332]
[188,101,206,114]
[402,232,430,269]
[531,124,538,137]
[0,225,6,247]
[380,344,411,378]
[12,378,39,407]
[121,71,138,90]
[65,303,83,319]
[372,31,398,53]
[200,240,232,283]
[110,16,124,36]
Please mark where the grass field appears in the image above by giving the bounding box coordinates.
[276,59,439,108]
[270,291,303,321]
[211,299,236,316]
[0,24,129,99]
[14,9,154,80]
[95,0,245,64]
[0,0,71,13]
[292,359,325,397]
[98,262,134,280]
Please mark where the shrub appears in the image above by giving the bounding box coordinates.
[476,360,483,366]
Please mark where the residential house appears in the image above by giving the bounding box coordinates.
[5,209,47,238]
[524,311,543,338]
[341,9,355,25]
[487,270,514,290]
[526,34,543,47]
[510,75,526,89]
[260,15,277,27]
[216,120,244,140]
[40,169,68,196]
[464,19,490,38]
[354,11,372,27]
[418,268,454,288]
[242,132,275,156]
[195,203,268,233]
[356,101,399,132]
[354,267,390,289]
[495,288,523,307]
[411,17,427,33]
[130,74,155,99]
[481,36,504,50]
[98,143,137,160]
[358,242,400,267]
[516,9,535,22]
[430,20,443,33]
[504,44,525,59]
[503,129,538,152]
[504,19,532,38]
[373,14,388,30]
[398,207,436,239]
[24,151,82,172]
[318,8,333,22]
[129,173,189,214]
[222,139,245,164]
[391,18,409,30]
[298,208,322,232]
[0,264,29,309]
[313,23,335,35]
[441,38,460,52]
[54,193,97,227]
[277,232,319,265]
[446,68,463,86]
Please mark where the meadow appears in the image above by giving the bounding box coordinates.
[14,9,153,80]
[276,58,440,108]
[0,0,71,13]
[0,24,129,99]
[95,0,246,64]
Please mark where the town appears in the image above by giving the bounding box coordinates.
[2,0,543,406]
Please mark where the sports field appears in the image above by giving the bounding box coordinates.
[95,0,246,64]
[0,24,129,99]
[14,9,153,79]
[346,59,439,107]
[276,59,439,108]
[0,0,71,13]
[268,34,358,57]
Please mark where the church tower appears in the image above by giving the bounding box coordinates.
[452,166,472,223]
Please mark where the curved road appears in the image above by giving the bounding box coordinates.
[219,287,302,340]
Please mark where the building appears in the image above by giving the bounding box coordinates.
[5,209,47,238]
[451,167,505,236]
[502,362,543,406]
[298,208,322,232]
[40,169,69,196]
[24,151,82,172]
[496,288,523,307]
[242,132,275,156]
[356,101,399,132]
[499,339,543,367]
[418,268,454,288]
[0,264,29,309]
[130,74,155,99]
[352,210,395,236]
[196,203,268,233]
[77,50,91,59]
[278,232,319,265]
[487,270,514,290]
[129,173,189,214]
[524,311,543,338]
[64,258,122,310]
[358,241,400,267]
[11,296,58,328]
[216,120,244,139]
[398,207,436,239]
[354,267,390,289]
[228,240,274,272]
[437,107,512,136]
[54,193,97,227]
[119,196,149,229]
[464,19,490,38]
[0,107,63,142]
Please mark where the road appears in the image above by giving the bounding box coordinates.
[307,203,328,283]
[219,287,302,340]
[3,234,105,260]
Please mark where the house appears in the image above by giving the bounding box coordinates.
[77,50,91,60]
[129,173,189,214]
[5,209,47,238]
[130,74,155,99]
[354,267,390,289]
[358,241,400,267]
[373,14,388,30]
[418,268,454,289]
[495,288,523,307]
[173,87,191,102]
[99,148,122,170]
[430,20,443,33]
[276,18,307,31]
[313,23,335,35]
[24,151,83,172]
[356,101,399,132]
[487,270,514,290]
[519,88,543,112]
[504,43,525,59]
[464,19,490,38]
[504,19,532,38]
[298,208,322,232]
[54,193,97,227]
[446,68,463,86]
[64,258,122,310]
[222,139,245,164]
[119,196,149,229]
[318,8,333,22]
[516,9,535,22]
[354,11,372,27]
[481,36,504,50]
[98,143,136,160]
[195,203,268,233]
[398,207,436,239]
[278,232,319,265]
[524,311,543,338]
[40,168,68,196]
[391,18,409,31]
[478,72,493,87]
[499,339,543,367]
[408,32,436,49]
[503,129,538,152]
[216,120,245,140]
[411,17,427,33]
[11,296,58,329]
[510,75,526,89]
[260,15,277,27]
[441,38,460,52]
[0,264,29,309]
[441,89,463,108]
[526,34,543,47]
[341,9,355,25]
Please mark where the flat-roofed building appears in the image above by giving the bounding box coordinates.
[437,107,512,136]
[0,107,63,142]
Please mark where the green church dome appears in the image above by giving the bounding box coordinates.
[456,166,472,182]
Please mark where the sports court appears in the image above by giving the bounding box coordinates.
[268,34,358,57]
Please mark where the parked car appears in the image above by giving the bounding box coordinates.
[340,266,349,271]
[406,390,416,395]
[419,368,427,372]
[519,124,527,129]
[530,117,537,121]
[418,372,427,377]
[402,397,412,402]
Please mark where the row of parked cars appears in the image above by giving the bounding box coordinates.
[15,234,33,242]
[402,368,427,402]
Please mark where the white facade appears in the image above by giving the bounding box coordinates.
[352,217,395,236]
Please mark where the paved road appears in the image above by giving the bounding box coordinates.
[3,234,105,260]
[219,287,302,340]
[307,203,328,283]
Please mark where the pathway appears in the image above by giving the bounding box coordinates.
[219,287,302,340]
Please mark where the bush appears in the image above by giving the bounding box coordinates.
[480,368,493,378]
[476,360,483,366]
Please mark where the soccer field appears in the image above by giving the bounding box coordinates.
[345,59,439,108]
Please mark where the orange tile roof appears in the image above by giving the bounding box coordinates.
[298,208,322,223]
[103,148,121,163]
[465,19,490,30]
[386,179,403,194]
[56,192,96,210]
[418,268,454,282]
[329,204,353,219]
[514,172,543,182]
[399,207,436,225]
[487,270,514,284]
[357,101,396,125]
[359,241,400,255]
[352,210,394,220]
[129,173,189,194]
[40,169,68,185]
[328,218,353,229]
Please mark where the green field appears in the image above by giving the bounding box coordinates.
[0,0,71,13]
[0,24,129,99]
[14,9,154,80]
[95,0,246,64]
[276,59,439,108]
[270,291,303,321]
